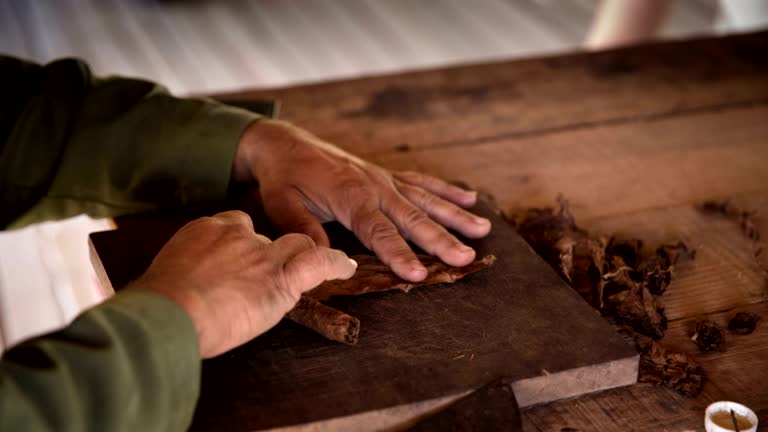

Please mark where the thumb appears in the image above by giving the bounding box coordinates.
[264,189,330,247]
[283,247,357,295]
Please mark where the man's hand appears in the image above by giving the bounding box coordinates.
[133,211,357,358]
[232,120,492,282]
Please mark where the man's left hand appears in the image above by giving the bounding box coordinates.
[232,120,492,282]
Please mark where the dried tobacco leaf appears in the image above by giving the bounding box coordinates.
[512,197,606,308]
[307,254,497,301]
[605,238,643,270]
[639,341,704,397]
[691,320,726,353]
[639,242,695,295]
[511,197,580,270]
[602,267,667,340]
[511,198,694,340]
[728,312,761,335]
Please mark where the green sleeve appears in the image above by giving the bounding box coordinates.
[0,55,260,229]
[0,289,201,431]
[0,56,259,430]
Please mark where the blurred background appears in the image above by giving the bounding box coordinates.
[2,0,767,95]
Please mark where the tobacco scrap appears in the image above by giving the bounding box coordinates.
[601,267,667,340]
[639,341,704,398]
[728,312,761,335]
[510,196,702,397]
[290,254,496,344]
[691,319,726,353]
[510,197,693,340]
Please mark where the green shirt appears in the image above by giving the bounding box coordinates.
[0,56,260,431]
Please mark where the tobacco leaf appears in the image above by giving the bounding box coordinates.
[601,267,667,340]
[639,341,704,398]
[728,312,761,335]
[511,198,691,340]
[641,242,696,295]
[306,254,497,301]
[512,197,606,308]
[691,319,726,353]
[511,196,703,396]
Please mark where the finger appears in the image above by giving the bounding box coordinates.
[398,183,491,239]
[263,189,330,247]
[211,210,255,231]
[382,195,476,268]
[394,172,477,208]
[351,207,427,281]
[283,247,358,295]
[269,233,318,263]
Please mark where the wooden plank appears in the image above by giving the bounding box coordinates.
[371,104,768,222]
[89,200,638,431]
[215,32,768,155]
[523,301,768,431]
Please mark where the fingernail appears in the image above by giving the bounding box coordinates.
[411,264,428,279]
[474,217,490,225]
[348,258,358,268]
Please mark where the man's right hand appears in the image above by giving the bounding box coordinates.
[132,210,357,358]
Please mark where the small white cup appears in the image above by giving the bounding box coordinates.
[705,401,758,432]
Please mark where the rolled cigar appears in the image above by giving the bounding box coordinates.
[287,296,360,345]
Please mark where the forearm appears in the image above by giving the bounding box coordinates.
[0,55,260,229]
[584,0,671,50]
[0,289,200,431]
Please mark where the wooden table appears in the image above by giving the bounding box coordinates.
[215,32,768,431]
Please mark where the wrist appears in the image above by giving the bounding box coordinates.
[129,277,216,358]
[231,119,293,185]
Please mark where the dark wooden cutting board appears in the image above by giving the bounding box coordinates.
[89,199,638,431]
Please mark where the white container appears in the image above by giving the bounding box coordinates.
[705,401,758,432]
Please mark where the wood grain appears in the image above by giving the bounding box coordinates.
[373,105,768,222]
[216,32,768,156]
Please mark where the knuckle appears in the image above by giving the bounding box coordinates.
[415,188,438,209]
[285,233,316,249]
[338,178,370,201]
[397,171,420,181]
[181,216,214,232]
[224,222,252,237]
[366,220,398,242]
[400,207,430,230]
[276,264,303,301]
[227,209,250,219]
[277,275,302,304]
